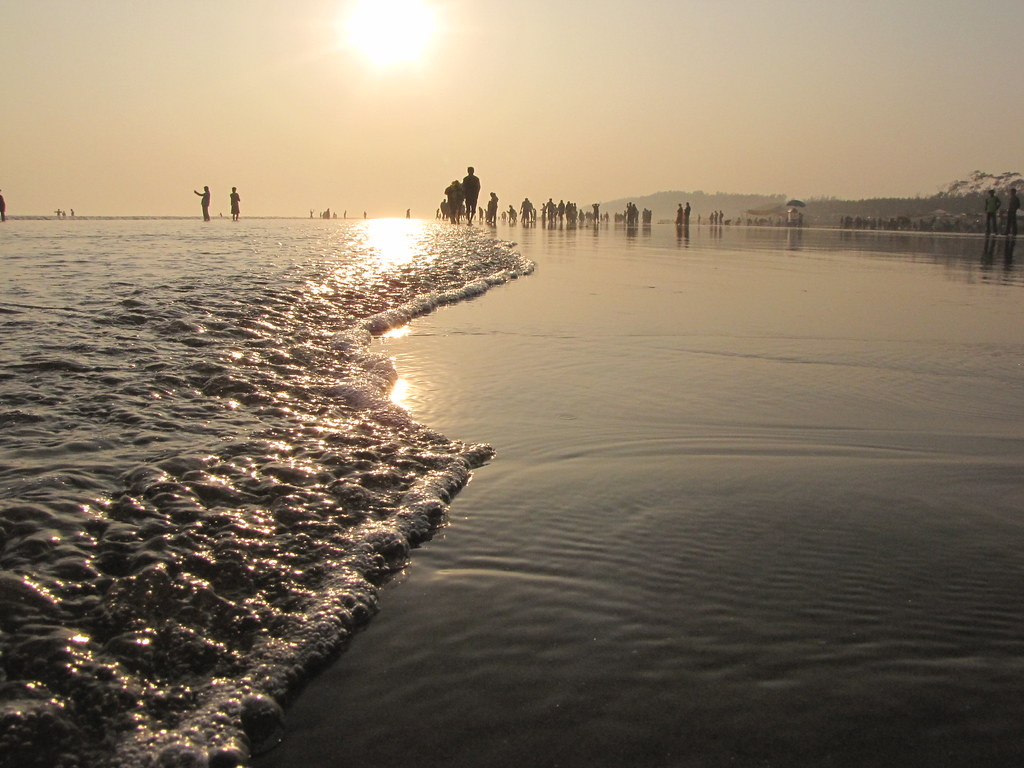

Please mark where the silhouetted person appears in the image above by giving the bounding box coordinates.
[1005,188,1019,237]
[676,204,684,226]
[485,192,498,225]
[462,167,480,224]
[194,186,211,221]
[985,189,1001,235]
[445,179,464,223]
[0,190,5,222]
[684,202,691,225]
[229,187,240,221]
[520,198,535,225]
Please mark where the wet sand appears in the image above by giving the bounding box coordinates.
[257,225,1024,768]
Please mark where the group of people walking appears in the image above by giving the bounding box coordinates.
[439,167,482,224]
[507,198,604,228]
[193,186,241,221]
[438,168,606,229]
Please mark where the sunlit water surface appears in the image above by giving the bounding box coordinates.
[0,218,532,767]
[257,225,1024,768]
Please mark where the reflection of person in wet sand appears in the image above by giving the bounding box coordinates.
[194,186,211,221]
[229,187,240,221]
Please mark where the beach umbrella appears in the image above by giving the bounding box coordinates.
[786,199,806,207]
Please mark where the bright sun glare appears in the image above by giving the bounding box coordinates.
[345,0,436,66]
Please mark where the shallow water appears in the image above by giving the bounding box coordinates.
[257,225,1024,768]
[0,218,532,767]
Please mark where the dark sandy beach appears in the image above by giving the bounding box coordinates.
[257,224,1024,768]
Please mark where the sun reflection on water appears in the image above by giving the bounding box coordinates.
[292,219,442,323]
[362,218,428,268]
[389,377,411,408]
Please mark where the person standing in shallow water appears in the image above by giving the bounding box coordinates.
[194,186,211,221]
[462,166,481,224]
[444,179,464,224]
[0,189,6,222]
[485,192,498,225]
[1005,189,1019,237]
[984,189,1001,236]
[229,187,240,221]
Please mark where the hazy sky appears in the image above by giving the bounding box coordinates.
[3,0,1023,217]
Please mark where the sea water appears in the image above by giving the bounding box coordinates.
[255,224,1024,768]
[0,218,532,767]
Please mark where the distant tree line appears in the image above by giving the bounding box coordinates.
[600,171,1023,232]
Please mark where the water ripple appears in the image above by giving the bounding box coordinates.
[0,219,532,766]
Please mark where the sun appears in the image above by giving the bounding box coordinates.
[345,0,436,66]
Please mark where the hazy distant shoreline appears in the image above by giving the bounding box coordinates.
[4,172,1018,225]
[0,214,1005,235]
[0,215,315,221]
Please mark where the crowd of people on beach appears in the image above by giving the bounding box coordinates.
[435,169,733,234]
[311,209,367,219]
[428,168,1024,238]
[438,167,483,225]
[437,181,725,231]
[1,176,1021,236]
[436,168,616,229]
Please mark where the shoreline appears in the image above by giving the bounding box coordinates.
[0,216,1014,239]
